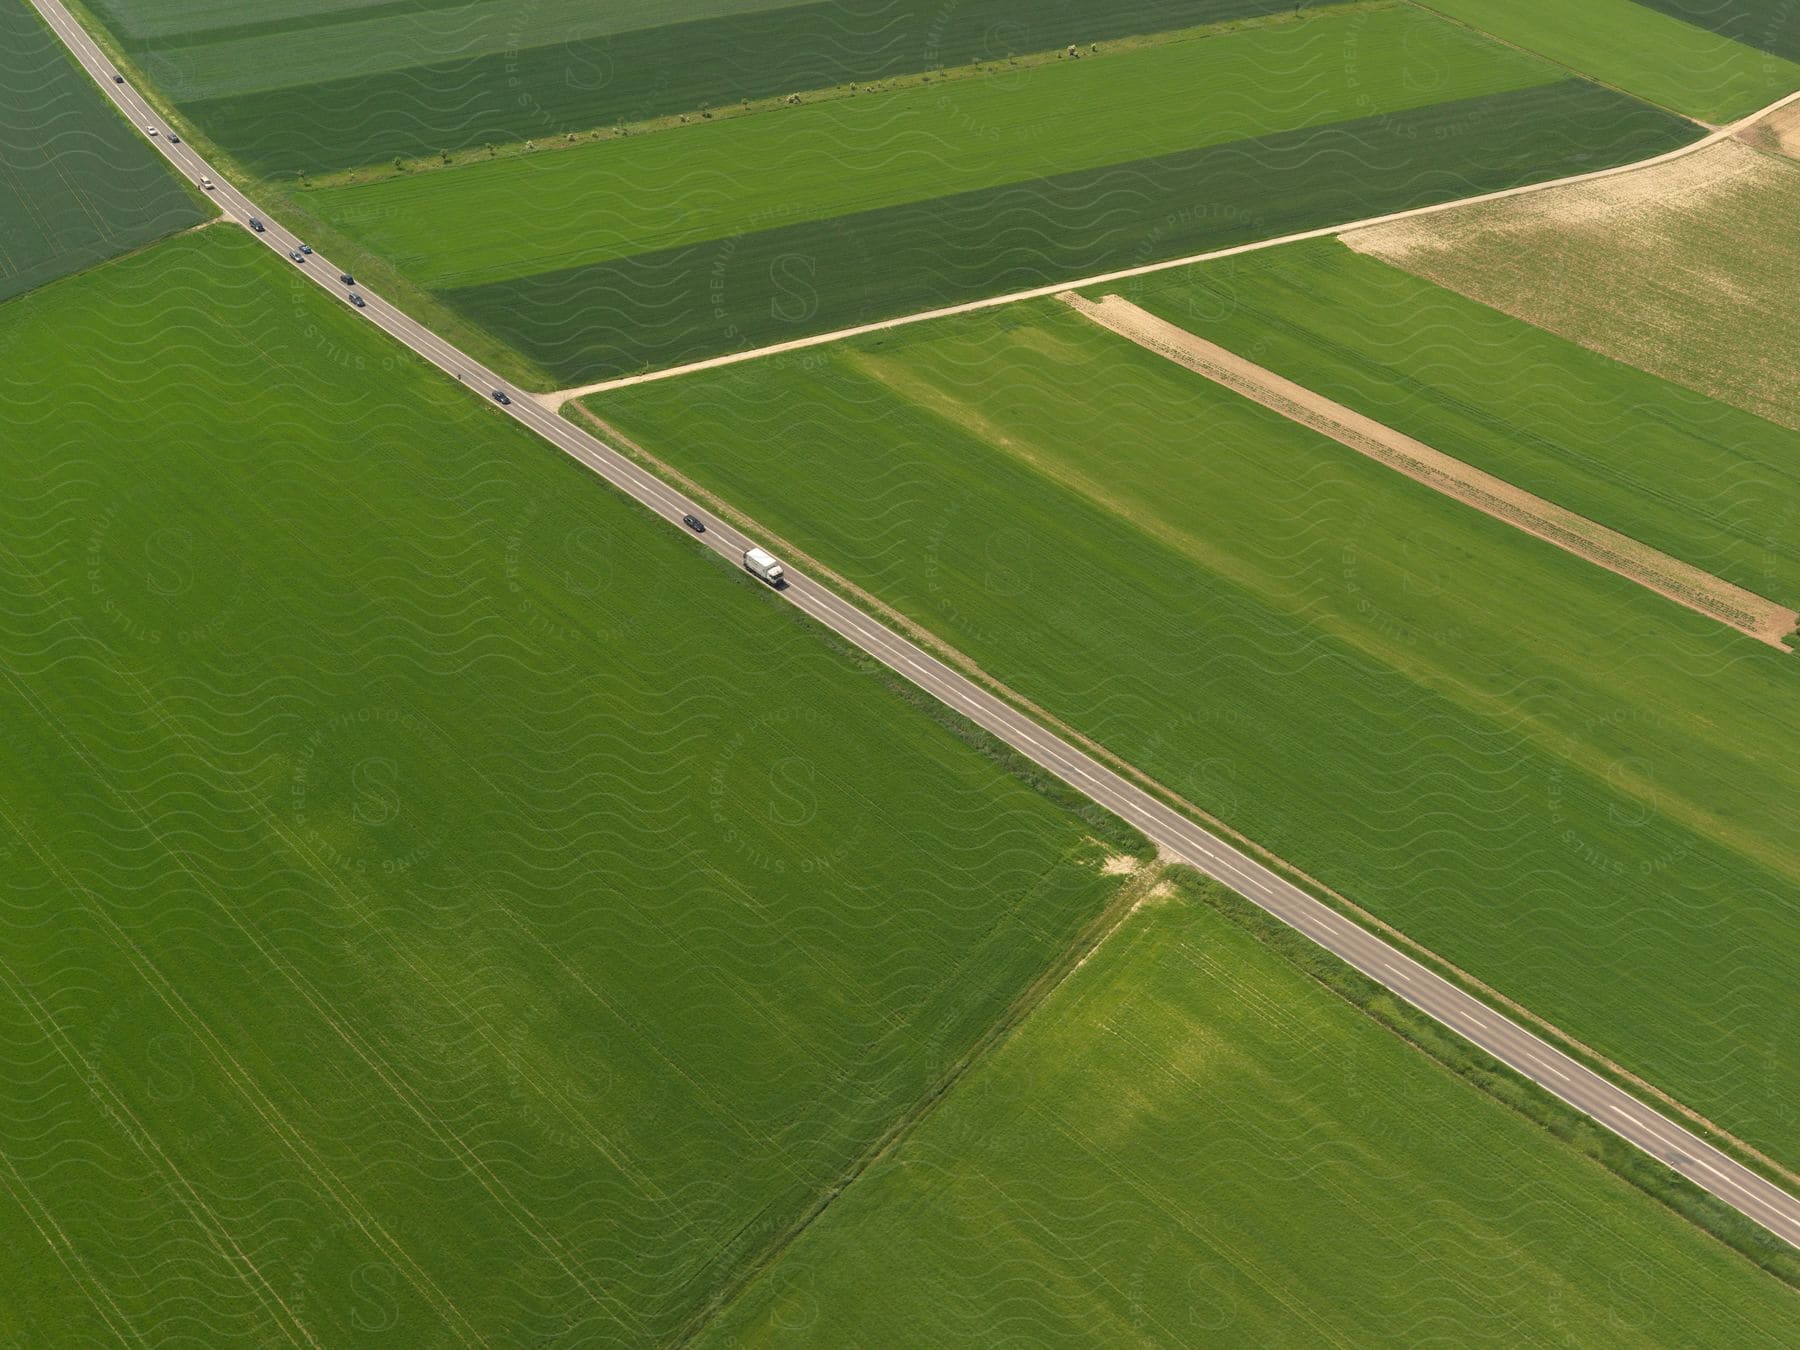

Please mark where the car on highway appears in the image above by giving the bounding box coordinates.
[144,124,157,136]
[299,244,312,255]
[289,250,305,263]
[112,74,123,83]
[248,217,265,232]
[199,176,213,190]
[168,133,180,144]
[338,272,355,286]
[491,389,512,406]
[349,293,367,308]
[682,514,705,533]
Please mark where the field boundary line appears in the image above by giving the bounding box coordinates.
[680,861,1170,1344]
[547,87,1800,404]
[572,399,1800,1200]
[1061,291,1798,647]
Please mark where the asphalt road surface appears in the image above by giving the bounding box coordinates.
[30,0,1800,1255]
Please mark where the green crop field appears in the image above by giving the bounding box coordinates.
[1118,237,1800,600]
[592,294,1800,1169]
[449,78,1690,384]
[704,880,1800,1345]
[307,4,1568,292]
[1420,0,1800,121]
[85,0,1284,174]
[286,2,1698,386]
[0,0,201,303]
[0,226,1140,1344]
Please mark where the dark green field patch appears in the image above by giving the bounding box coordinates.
[0,1,202,303]
[1632,0,1800,61]
[174,0,1326,175]
[445,80,1695,384]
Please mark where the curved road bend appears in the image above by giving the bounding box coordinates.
[32,0,1800,1253]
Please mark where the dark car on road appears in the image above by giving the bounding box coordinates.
[491,390,512,406]
[112,74,123,83]
[682,514,704,533]
[349,293,367,308]
[248,217,265,232]
[168,133,180,143]
[290,250,305,263]
[338,272,355,286]
[299,244,312,255]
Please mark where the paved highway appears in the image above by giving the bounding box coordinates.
[31,0,1800,1254]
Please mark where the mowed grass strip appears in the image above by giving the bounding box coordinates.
[592,298,1800,1166]
[0,0,201,302]
[0,227,1135,1344]
[452,80,1695,384]
[1419,0,1800,121]
[1116,238,1800,602]
[137,0,1287,174]
[306,3,1562,290]
[1346,138,1800,436]
[702,881,1800,1347]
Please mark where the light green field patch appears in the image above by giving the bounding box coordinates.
[1420,0,1800,121]
[306,3,1562,289]
[594,299,1800,1166]
[134,0,812,99]
[704,883,1800,1346]
[89,0,401,40]
[1116,237,1800,603]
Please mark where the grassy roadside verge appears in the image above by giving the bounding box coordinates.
[1179,867,1800,1288]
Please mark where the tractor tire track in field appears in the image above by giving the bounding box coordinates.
[1061,291,1799,648]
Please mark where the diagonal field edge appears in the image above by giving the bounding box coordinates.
[465,79,1686,386]
[549,83,1800,403]
[1060,290,1800,646]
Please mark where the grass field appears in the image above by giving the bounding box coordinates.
[1420,0,1800,121]
[592,297,1800,1169]
[0,226,1142,1344]
[86,0,1289,174]
[285,2,1702,386]
[1117,237,1800,601]
[703,879,1800,1345]
[1346,137,1800,434]
[305,4,1568,291]
[460,78,1691,384]
[0,0,202,304]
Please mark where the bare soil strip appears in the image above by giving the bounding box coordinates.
[1061,292,1798,648]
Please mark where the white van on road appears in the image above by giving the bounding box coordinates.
[743,547,784,586]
